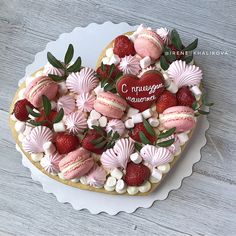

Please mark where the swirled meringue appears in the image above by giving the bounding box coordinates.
[66,67,99,94]
[140,145,173,168]
[40,152,63,175]
[43,62,65,77]
[57,95,76,115]
[65,111,87,134]
[167,60,203,88]
[86,165,107,188]
[101,138,134,171]
[22,126,53,153]
[118,55,141,75]
[156,27,170,44]
[106,119,125,136]
[76,92,95,112]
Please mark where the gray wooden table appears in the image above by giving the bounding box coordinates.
[0,0,236,235]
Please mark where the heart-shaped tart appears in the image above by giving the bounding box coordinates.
[9,24,211,196]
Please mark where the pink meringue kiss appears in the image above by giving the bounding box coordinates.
[159,106,196,132]
[65,111,87,134]
[43,62,65,77]
[86,165,107,188]
[94,92,127,119]
[40,152,63,175]
[156,27,170,44]
[106,119,125,136]
[118,55,141,75]
[76,92,95,112]
[57,95,76,115]
[59,148,94,180]
[24,76,58,108]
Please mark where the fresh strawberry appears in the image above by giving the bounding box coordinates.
[124,162,150,186]
[156,90,177,113]
[96,64,121,82]
[113,35,136,58]
[35,110,58,128]
[13,99,34,121]
[176,86,196,107]
[81,129,106,154]
[129,123,157,144]
[54,132,80,154]
[168,44,185,60]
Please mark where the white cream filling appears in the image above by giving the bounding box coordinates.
[29,79,51,98]
[97,97,126,111]
[61,161,82,174]
[160,113,194,122]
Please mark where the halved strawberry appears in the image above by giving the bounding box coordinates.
[35,110,58,128]
[129,123,157,144]
[81,129,106,154]
[54,132,80,154]
[176,86,196,107]
[156,90,177,113]
[13,99,34,121]
[124,162,150,186]
[113,35,136,58]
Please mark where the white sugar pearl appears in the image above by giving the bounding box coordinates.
[140,56,151,69]
[102,57,110,65]
[115,179,126,194]
[71,178,80,183]
[98,116,107,127]
[111,168,123,180]
[177,133,189,145]
[105,48,114,58]
[150,169,162,183]
[167,81,178,93]
[94,84,104,95]
[58,172,66,180]
[31,153,43,162]
[104,184,115,192]
[131,113,143,124]
[109,54,120,65]
[18,88,26,99]
[15,121,26,133]
[106,176,117,187]
[127,107,140,118]
[43,141,56,155]
[90,110,101,120]
[50,101,57,110]
[125,119,134,129]
[138,181,151,193]
[127,186,139,195]
[130,152,142,164]
[142,108,153,119]
[87,119,99,129]
[80,176,88,185]
[148,118,159,127]
[53,122,66,132]
[158,164,170,174]
[58,82,68,95]
[18,133,25,142]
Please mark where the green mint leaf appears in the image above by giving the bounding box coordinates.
[160,55,169,71]
[171,29,183,50]
[143,119,156,137]
[91,136,105,145]
[42,95,51,117]
[134,142,143,151]
[64,44,74,65]
[183,38,198,51]
[101,62,105,71]
[101,77,109,87]
[67,57,81,72]
[108,64,115,77]
[113,71,123,82]
[112,131,120,140]
[164,45,176,62]
[47,52,64,69]
[192,101,199,111]
[53,108,64,123]
[95,140,107,148]
[198,110,210,115]
[91,125,104,134]
[157,138,175,147]
[28,120,46,126]
[158,128,176,139]
[104,82,115,92]
[139,131,151,145]
[26,106,41,118]
[204,102,214,107]
[48,74,65,82]
[183,54,193,64]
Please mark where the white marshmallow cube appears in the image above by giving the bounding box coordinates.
[87,119,99,129]
[130,152,142,164]
[127,186,139,195]
[101,57,110,65]
[148,118,159,127]
[177,133,189,146]
[111,168,123,180]
[149,169,162,183]
[105,48,114,58]
[115,179,126,194]
[104,184,115,192]
[109,54,120,65]
[15,121,26,133]
[127,107,139,118]
[125,119,134,129]
[99,116,107,128]
[140,56,151,69]
[138,181,151,193]
[71,178,80,183]
[53,122,66,132]
[58,172,65,180]
[131,113,143,124]
[167,81,178,93]
[90,109,101,120]
[43,141,56,155]
[58,82,68,95]
[158,164,170,174]
[50,101,57,110]
[106,176,117,187]
[31,153,43,162]
[142,108,153,119]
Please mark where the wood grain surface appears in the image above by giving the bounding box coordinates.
[0,0,236,235]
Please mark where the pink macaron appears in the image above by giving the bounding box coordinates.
[134,29,164,60]
[59,147,94,180]
[159,106,196,133]
[94,92,127,119]
[24,76,58,107]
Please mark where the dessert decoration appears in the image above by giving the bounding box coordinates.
[10,25,213,196]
